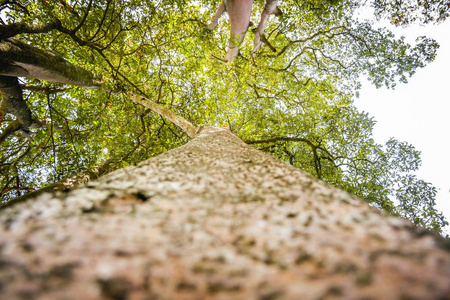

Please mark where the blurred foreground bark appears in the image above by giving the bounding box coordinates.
[0,126,449,299]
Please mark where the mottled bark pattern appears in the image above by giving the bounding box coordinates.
[0,127,449,299]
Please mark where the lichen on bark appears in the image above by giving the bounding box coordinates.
[0,127,449,299]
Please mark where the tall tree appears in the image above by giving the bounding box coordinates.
[0,0,450,297]
[0,1,448,229]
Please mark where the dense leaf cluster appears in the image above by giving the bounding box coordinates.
[0,0,448,232]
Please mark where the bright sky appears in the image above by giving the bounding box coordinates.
[355,19,450,235]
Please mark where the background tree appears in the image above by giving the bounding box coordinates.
[0,0,448,233]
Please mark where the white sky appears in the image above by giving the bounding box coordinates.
[355,19,450,234]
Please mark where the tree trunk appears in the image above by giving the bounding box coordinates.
[0,126,449,299]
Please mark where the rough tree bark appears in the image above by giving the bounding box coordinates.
[0,126,449,299]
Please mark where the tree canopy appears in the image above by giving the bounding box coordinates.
[0,0,448,232]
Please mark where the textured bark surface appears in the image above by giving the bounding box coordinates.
[0,127,449,299]
[0,38,101,88]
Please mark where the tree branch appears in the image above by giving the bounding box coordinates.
[246,136,338,179]
[0,38,101,88]
[0,20,60,40]
[0,75,32,129]
[273,26,355,58]
[20,84,70,94]
[246,136,315,147]
[0,119,21,145]
[71,0,92,34]
[129,94,198,138]
[1,186,35,195]
[88,0,112,41]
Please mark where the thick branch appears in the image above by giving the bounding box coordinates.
[129,94,198,138]
[20,84,70,94]
[0,20,60,40]
[0,119,21,145]
[0,38,101,88]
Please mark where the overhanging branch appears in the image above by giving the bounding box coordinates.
[0,38,102,88]
[0,20,60,40]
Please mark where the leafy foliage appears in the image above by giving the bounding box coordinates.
[0,0,448,232]
[372,0,450,25]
